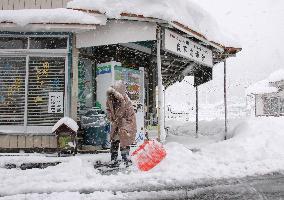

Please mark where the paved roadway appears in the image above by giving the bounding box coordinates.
[186,172,284,200]
[112,172,284,199]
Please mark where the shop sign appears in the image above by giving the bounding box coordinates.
[96,64,112,75]
[48,92,64,113]
[163,29,213,67]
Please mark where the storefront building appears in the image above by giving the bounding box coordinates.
[0,0,241,151]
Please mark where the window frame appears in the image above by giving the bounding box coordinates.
[0,34,68,55]
[0,33,70,134]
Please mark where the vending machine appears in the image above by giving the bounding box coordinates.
[96,61,145,144]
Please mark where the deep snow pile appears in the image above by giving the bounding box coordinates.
[0,8,107,26]
[67,0,239,47]
[164,118,246,149]
[0,117,283,197]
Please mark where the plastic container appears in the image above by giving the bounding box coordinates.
[81,108,109,146]
[131,140,166,171]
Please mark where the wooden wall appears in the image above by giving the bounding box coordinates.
[0,135,57,149]
[0,0,71,10]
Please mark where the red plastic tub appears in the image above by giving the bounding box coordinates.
[131,140,167,171]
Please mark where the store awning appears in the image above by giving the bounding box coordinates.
[67,0,241,51]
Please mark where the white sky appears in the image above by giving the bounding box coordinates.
[167,0,284,105]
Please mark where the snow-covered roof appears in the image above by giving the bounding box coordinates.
[246,69,284,95]
[52,117,79,133]
[267,69,284,83]
[246,80,278,95]
[0,8,106,26]
[67,0,240,48]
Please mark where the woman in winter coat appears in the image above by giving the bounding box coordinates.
[106,81,137,165]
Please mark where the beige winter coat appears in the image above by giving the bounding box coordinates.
[106,82,137,147]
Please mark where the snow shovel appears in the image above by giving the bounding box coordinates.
[131,140,166,171]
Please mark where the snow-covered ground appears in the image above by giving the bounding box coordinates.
[166,98,247,122]
[165,118,245,149]
[1,116,284,199]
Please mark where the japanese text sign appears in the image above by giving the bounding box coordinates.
[48,92,64,113]
[164,29,213,67]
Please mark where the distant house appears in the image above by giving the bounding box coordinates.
[246,70,284,116]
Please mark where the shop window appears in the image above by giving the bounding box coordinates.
[280,98,284,114]
[0,57,26,125]
[27,57,65,126]
[29,37,67,49]
[263,97,279,115]
[0,34,69,131]
[0,37,28,49]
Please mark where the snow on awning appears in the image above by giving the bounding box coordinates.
[0,8,107,26]
[67,0,240,48]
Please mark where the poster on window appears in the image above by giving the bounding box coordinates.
[114,66,142,103]
[48,92,63,113]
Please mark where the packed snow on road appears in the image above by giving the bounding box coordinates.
[1,116,284,199]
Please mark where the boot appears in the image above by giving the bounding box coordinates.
[110,140,120,162]
[121,146,132,167]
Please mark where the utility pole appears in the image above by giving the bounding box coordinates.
[184,79,198,138]
[224,60,228,140]
[156,25,164,142]
[195,86,199,138]
[164,88,166,130]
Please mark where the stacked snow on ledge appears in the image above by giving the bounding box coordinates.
[246,69,284,95]
[52,117,79,133]
[67,0,239,47]
[0,8,107,26]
